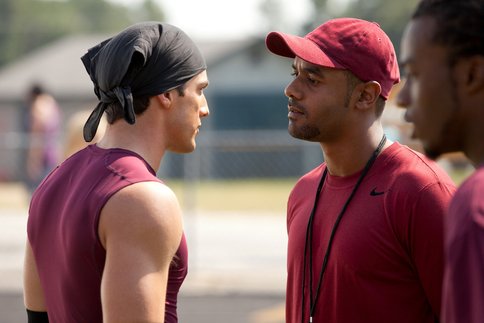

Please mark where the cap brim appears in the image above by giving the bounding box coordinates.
[265,31,344,69]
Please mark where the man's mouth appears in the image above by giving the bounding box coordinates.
[288,105,303,114]
[288,99,304,117]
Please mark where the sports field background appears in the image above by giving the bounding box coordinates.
[165,164,473,214]
[0,165,473,213]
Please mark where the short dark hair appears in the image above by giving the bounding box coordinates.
[175,83,186,97]
[105,96,150,124]
[105,83,187,124]
[29,83,45,99]
[412,0,484,66]
[344,71,386,117]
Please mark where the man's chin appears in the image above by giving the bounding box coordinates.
[423,144,444,161]
[171,144,196,154]
[183,145,196,154]
[288,125,320,142]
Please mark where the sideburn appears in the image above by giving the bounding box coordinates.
[344,71,363,107]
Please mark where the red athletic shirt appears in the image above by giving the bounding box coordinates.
[27,145,188,323]
[442,166,484,323]
[286,142,455,323]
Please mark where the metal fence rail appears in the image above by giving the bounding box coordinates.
[0,130,323,182]
[161,130,322,179]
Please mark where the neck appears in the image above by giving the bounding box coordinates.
[464,114,484,167]
[321,131,390,177]
[97,119,166,171]
[466,145,484,168]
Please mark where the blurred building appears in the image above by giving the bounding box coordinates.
[1,34,462,182]
[0,34,323,181]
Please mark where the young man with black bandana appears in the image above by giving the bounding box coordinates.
[23,22,209,323]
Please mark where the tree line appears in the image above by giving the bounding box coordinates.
[0,0,420,69]
[0,0,164,68]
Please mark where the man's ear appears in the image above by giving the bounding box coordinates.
[154,91,174,109]
[355,81,381,111]
[456,56,484,94]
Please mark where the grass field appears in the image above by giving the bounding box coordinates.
[165,165,473,214]
[166,178,296,214]
[0,166,473,213]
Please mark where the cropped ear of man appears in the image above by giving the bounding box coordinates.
[154,91,175,109]
[456,56,484,96]
[353,81,382,111]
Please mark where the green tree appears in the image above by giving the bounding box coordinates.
[137,0,165,22]
[69,0,132,33]
[342,0,420,56]
[0,0,165,68]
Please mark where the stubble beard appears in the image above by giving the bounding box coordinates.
[423,86,461,160]
[288,122,321,141]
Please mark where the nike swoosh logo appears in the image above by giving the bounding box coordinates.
[370,188,385,196]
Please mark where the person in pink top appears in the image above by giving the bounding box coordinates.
[265,18,455,323]
[397,0,484,322]
[23,22,209,323]
[22,84,61,195]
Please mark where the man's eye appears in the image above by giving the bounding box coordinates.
[308,76,318,85]
[291,71,298,77]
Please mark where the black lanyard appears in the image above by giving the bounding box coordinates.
[300,134,387,323]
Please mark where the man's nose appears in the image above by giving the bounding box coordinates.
[284,79,301,100]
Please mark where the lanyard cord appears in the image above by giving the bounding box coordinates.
[300,134,387,323]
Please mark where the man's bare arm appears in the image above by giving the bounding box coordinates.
[98,181,183,323]
[24,240,49,322]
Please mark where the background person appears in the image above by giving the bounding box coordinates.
[265,17,456,323]
[62,109,106,160]
[21,84,61,195]
[397,0,484,322]
[23,22,209,323]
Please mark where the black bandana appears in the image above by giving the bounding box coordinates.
[81,22,206,142]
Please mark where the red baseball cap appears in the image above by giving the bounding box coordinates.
[265,18,400,99]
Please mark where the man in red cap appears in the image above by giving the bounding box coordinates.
[266,18,455,323]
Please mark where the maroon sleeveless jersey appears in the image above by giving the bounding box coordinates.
[27,145,188,323]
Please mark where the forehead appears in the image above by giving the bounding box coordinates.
[293,57,317,70]
[187,70,208,86]
[400,17,447,65]
[293,57,343,75]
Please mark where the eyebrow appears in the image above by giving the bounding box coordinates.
[292,63,324,77]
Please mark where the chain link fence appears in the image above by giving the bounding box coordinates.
[160,130,322,180]
[0,129,323,183]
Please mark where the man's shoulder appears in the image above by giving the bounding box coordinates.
[381,144,456,196]
[391,144,453,179]
[99,181,182,247]
[110,181,178,211]
[455,167,484,199]
[291,163,325,191]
